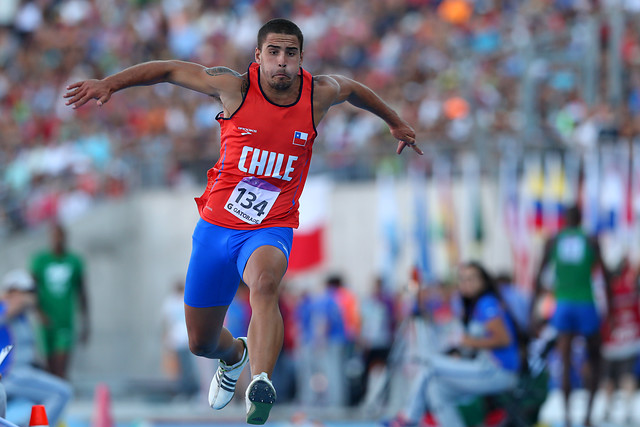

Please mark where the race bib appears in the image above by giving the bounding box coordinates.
[225,177,280,225]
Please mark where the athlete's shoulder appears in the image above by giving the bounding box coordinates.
[66,252,85,266]
[313,75,340,93]
[312,75,340,108]
[204,66,248,96]
[31,250,50,263]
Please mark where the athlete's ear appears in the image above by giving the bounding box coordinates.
[255,47,261,64]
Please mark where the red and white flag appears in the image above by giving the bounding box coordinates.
[287,176,331,274]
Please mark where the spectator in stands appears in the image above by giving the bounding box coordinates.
[359,277,396,409]
[396,261,522,427]
[295,285,347,407]
[0,269,72,427]
[325,274,362,404]
[3,1,640,239]
[161,280,200,400]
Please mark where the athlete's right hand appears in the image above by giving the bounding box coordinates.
[64,79,112,109]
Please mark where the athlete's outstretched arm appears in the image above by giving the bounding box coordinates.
[64,61,241,109]
[316,75,423,155]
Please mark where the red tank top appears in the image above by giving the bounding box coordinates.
[195,63,317,229]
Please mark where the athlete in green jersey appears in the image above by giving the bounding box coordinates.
[532,206,611,427]
[30,223,90,379]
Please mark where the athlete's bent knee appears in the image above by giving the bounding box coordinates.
[250,271,280,300]
[189,336,220,358]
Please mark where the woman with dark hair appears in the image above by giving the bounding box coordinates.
[399,262,521,427]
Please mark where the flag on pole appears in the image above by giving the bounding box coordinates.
[409,161,432,285]
[563,151,581,208]
[500,151,533,290]
[460,152,484,258]
[599,145,624,234]
[376,163,401,290]
[524,154,545,233]
[543,151,566,235]
[433,155,459,272]
[581,149,600,235]
[287,176,331,274]
[630,142,640,259]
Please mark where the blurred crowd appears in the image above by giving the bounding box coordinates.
[186,257,639,427]
[164,271,406,408]
[2,0,640,239]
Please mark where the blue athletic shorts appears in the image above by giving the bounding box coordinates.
[184,218,293,307]
[551,301,601,336]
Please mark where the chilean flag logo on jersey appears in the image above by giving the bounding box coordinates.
[292,131,308,147]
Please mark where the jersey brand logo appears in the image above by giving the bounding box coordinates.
[292,131,308,147]
[238,126,257,136]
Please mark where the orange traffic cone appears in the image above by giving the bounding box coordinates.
[29,405,49,427]
[92,383,113,427]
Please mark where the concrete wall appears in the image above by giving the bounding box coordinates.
[0,191,199,394]
[0,180,517,394]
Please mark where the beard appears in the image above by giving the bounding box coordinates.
[271,81,292,91]
[269,74,294,91]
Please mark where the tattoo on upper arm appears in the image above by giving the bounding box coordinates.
[205,67,241,77]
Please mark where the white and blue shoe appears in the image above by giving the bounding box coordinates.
[208,337,249,410]
[245,372,277,425]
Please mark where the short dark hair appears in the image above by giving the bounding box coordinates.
[257,18,303,51]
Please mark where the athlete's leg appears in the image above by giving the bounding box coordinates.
[184,304,245,364]
[184,220,245,364]
[242,245,288,377]
[47,327,74,379]
[556,332,574,427]
[184,220,252,411]
[241,245,286,424]
[583,331,602,427]
[48,352,70,379]
[551,302,575,427]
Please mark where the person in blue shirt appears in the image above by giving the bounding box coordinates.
[295,287,347,406]
[399,262,522,427]
[0,270,72,427]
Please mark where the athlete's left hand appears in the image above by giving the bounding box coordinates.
[392,123,423,155]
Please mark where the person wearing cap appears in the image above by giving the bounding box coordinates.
[0,269,72,427]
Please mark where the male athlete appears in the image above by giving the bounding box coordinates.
[532,205,612,427]
[64,18,421,424]
[30,222,90,379]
